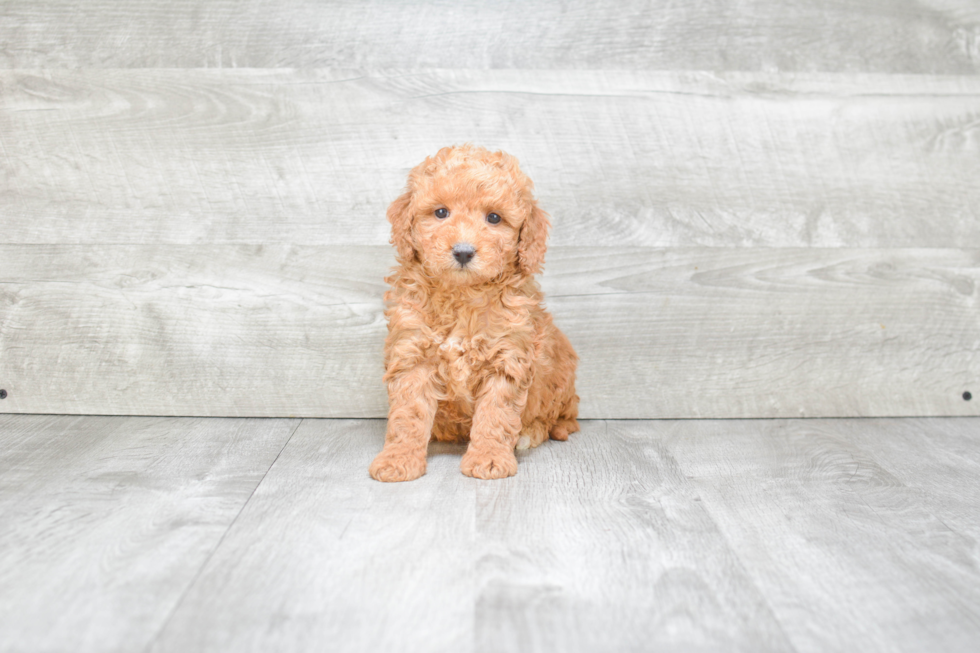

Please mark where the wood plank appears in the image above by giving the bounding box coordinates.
[547,247,980,419]
[824,417,980,542]
[148,419,792,652]
[2,245,977,418]
[3,416,979,650]
[2,1,979,72]
[2,69,979,248]
[665,418,980,652]
[0,414,300,653]
[146,418,478,653]
[472,420,793,652]
[133,417,980,651]
[0,244,392,418]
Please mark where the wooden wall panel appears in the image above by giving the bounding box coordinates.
[0,245,391,418]
[2,70,979,248]
[1,245,976,418]
[2,4,978,419]
[2,1,978,72]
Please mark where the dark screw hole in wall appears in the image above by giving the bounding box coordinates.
[965,391,973,401]
[0,389,6,399]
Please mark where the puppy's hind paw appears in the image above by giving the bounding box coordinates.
[549,417,579,442]
[460,448,518,480]
[369,449,427,482]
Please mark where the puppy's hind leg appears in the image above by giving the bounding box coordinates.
[517,420,550,450]
[549,418,578,442]
[549,392,580,442]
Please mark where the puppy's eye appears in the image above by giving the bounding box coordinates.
[434,208,449,219]
[486,212,501,224]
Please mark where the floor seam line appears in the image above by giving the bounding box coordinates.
[659,422,801,653]
[140,417,304,653]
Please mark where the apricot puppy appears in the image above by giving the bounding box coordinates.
[369,145,579,481]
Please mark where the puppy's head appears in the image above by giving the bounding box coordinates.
[388,145,549,283]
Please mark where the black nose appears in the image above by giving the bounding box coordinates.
[452,243,476,267]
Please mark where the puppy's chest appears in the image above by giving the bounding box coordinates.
[425,298,531,391]
[431,328,494,393]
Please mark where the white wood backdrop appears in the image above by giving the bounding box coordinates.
[3,1,980,72]
[1,2,979,418]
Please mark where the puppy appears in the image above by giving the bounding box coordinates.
[369,144,579,482]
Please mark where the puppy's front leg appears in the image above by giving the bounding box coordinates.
[370,364,439,482]
[461,375,525,480]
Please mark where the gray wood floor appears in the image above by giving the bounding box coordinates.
[2,414,979,652]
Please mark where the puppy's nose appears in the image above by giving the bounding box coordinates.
[452,243,476,267]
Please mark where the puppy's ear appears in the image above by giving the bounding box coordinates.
[517,201,550,276]
[387,190,415,262]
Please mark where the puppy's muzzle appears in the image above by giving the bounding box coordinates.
[452,243,476,267]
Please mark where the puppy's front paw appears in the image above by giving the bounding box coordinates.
[369,448,427,482]
[460,447,518,480]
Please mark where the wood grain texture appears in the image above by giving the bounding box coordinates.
[0,244,392,418]
[473,420,792,652]
[0,413,300,653]
[1,245,977,419]
[548,247,980,419]
[2,0,979,72]
[2,69,979,248]
[147,419,479,653]
[5,416,973,651]
[665,418,980,652]
[821,418,980,544]
[148,419,793,652]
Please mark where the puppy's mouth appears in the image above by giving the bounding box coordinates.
[444,254,486,283]
[449,261,481,278]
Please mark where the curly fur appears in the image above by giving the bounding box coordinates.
[369,145,579,481]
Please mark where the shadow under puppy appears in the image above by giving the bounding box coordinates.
[370,145,579,482]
